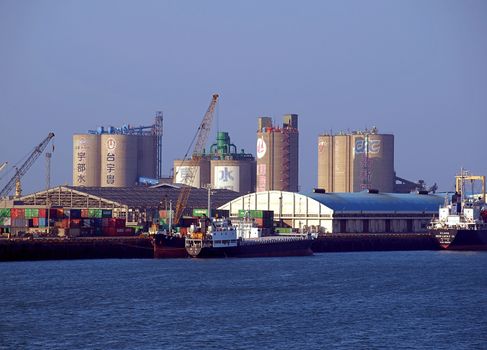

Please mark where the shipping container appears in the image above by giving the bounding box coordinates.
[38,209,47,218]
[0,208,11,218]
[88,209,102,218]
[80,227,93,236]
[11,208,25,219]
[81,209,89,218]
[32,217,39,227]
[25,208,39,218]
[101,209,112,218]
[158,210,174,219]
[70,219,81,228]
[69,209,81,219]
[102,218,110,227]
[94,226,102,236]
[39,218,47,227]
[81,219,92,228]
[12,218,28,227]
[0,217,11,226]
[238,209,273,219]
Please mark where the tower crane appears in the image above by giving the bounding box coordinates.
[0,132,55,198]
[173,94,219,225]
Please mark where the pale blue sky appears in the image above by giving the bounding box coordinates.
[1,0,486,194]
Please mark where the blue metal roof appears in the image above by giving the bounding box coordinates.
[305,191,445,212]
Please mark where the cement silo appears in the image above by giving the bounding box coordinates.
[137,135,157,179]
[364,134,394,192]
[100,134,138,187]
[211,159,255,193]
[256,115,299,192]
[209,131,256,193]
[173,158,211,188]
[317,135,333,191]
[317,129,395,193]
[73,134,101,186]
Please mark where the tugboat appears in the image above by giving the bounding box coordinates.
[429,171,487,250]
[185,217,314,258]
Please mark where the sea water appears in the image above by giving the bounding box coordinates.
[1,251,486,349]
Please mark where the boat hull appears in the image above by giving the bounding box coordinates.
[186,237,314,258]
[430,228,487,250]
[153,234,188,258]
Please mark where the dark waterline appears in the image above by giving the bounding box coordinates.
[1,251,486,349]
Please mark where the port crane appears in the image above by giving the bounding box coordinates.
[0,132,55,198]
[173,94,219,225]
[455,169,485,203]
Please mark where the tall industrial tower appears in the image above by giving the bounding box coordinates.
[256,114,299,192]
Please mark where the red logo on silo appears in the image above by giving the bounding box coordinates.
[106,138,116,150]
[256,138,266,159]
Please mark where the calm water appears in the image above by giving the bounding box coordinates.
[1,251,486,350]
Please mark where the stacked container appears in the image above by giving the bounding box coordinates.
[238,210,274,228]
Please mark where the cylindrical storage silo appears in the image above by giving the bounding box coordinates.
[211,159,256,194]
[368,134,394,192]
[137,135,157,179]
[73,134,100,186]
[317,135,333,191]
[333,135,352,192]
[173,159,210,188]
[100,134,138,187]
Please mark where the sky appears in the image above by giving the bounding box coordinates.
[0,0,486,195]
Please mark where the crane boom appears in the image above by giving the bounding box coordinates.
[0,162,7,173]
[174,94,219,224]
[0,132,55,198]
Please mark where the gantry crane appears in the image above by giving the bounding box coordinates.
[0,133,55,198]
[173,94,219,225]
[455,169,485,203]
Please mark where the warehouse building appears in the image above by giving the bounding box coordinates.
[219,190,444,233]
[1,185,239,235]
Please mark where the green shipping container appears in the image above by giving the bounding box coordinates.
[238,210,268,218]
[88,209,102,218]
[0,208,10,218]
[25,208,39,218]
[193,208,209,217]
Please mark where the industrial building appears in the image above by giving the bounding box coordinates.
[173,131,256,194]
[256,114,299,192]
[219,190,444,233]
[73,115,163,187]
[317,128,395,192]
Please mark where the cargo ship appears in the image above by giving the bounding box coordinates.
[152,232,187,258]
[429,192,487,250]
[185,218,313,258]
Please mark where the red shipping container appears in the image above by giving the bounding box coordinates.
[81,209,89,218]
[32,217,39,227]
[38,209,47,218]
[11,208,25,219]
[61,219,69,229]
